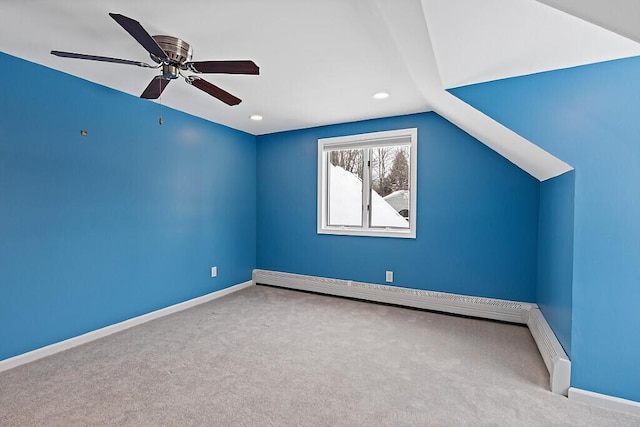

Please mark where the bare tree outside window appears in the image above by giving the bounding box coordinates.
[388,147,409,193]
[329,149,363,180]
[372,146,410,197]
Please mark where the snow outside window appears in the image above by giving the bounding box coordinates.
[317,128,417,238]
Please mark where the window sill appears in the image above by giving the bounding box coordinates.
[318,227,416,239]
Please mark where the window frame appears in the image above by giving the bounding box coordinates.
[317,128,417,239]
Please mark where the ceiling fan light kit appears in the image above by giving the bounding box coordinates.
[51,13,259,106]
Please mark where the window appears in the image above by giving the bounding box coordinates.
[317,128,417,238]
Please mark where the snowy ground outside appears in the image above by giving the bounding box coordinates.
[328,164,409,228]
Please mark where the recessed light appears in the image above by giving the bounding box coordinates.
[373,92,390,100]
[250,114,263,121]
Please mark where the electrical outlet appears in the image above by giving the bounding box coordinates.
[211,266,217,278]
[385,271,393,283]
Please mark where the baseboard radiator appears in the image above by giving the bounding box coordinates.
[524,308,571,395]
[253,269,571,395]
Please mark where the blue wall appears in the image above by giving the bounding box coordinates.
[12,44,635,403]
[451,56,640,402]
[256,113,540,302]
[0,53,256,360]
[537,171,574,357]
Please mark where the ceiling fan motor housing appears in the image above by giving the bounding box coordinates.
[151,35,192,79]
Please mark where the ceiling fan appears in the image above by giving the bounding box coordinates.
[51,13,259,106]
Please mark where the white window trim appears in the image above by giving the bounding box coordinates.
[317,128,417,239]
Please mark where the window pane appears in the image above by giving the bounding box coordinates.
[370,145,410,228]
[327,149,363,227]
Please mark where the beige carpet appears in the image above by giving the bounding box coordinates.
[1,284,638,426]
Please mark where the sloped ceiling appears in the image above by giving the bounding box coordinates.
[1,0,639,180]
[424,0,640,89]
[538,0,640,45]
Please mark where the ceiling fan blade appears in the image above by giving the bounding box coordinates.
[187,60,259,75]
[186,76,241,106]
[51,50,155,68]
[141,76,171,99]
[109,13,168,60]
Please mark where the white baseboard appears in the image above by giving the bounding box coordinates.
[569,388,640,416]
[0,280,253,373]
[253,269,571,396]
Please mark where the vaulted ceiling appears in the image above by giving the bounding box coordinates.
[1,0,639,180]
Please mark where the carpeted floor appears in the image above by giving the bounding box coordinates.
[1,284,638,426]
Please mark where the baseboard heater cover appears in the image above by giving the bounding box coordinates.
[524,308,571,395]
[253,270,534,323]
[253,269,571,396]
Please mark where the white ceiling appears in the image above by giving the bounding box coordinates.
[1,0,639,180]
